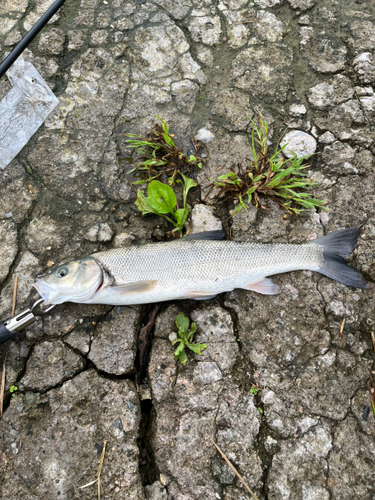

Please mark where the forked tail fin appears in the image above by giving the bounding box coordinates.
[314,228,369,288]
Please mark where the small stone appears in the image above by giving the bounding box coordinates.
[353,52,375,84]
[287,0,316,11]
[307,75,354,109]
[196,45,214,67]
[190,204,222,234]
[195,128,215,144]
[38,28,65,55]
[113,233,135,248]
[98,222,113,242]
[264,435,278,452]
[359,95,375,114]
[280,130,317,158]
[318,131,335,144]
[168,332,177,342]
[289,104,307,116]
[84,225,99,242]
[145,481,168,500]
[171,80,199,114]
[298,15,310,25]
[188,16,222,46]
[256,10,284,43]
[194,361,222,384]
[310,126,318,137]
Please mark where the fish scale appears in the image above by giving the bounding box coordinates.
[91,240,324,305]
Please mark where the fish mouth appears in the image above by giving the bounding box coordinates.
[33,280,61,305]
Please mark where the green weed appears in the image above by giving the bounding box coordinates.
[209,115,327,216]
[172,313,207,366]
[125,116,203,182]
[10,384,18,398]
[250,386,260,396]
[135,173,197,237]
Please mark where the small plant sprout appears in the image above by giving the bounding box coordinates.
[124,116,204,182]
[172,313,207,366]
[209,114,327,216]
[250,386,260,396]
[135,173,197,237]
[10,384,18,398]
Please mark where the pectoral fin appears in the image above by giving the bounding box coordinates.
[110,280,157,295]
[244,278,279,295]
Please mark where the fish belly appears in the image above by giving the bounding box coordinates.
[89,240,323,305]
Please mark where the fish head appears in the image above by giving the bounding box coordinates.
[33,257,103,305]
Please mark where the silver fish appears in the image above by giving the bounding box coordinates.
[33,228,368,306]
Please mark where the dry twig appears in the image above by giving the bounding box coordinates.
[371,332,375,352]
[0,278,18,418]
[97,440,106,500]
[339,318,345,336]
[206,433,260,500]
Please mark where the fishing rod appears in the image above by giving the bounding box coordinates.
[0,299,55,344]
[0,0,68,79]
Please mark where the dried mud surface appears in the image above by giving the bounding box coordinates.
[0,0,375,499]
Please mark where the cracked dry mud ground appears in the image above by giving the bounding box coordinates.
[1,0,375,498]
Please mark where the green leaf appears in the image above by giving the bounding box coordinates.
[156,115,169,135]
[198,163,203,169]
[163,133,176,147]
[176,350,188,366]
[186,323,197,343]
[188,155,197,162]
[232,202,245,216]
[174,208,189,228]
[133,179,149,185]
[187,342,207,354]
[135,190,159,215]
[176,313,189,334]
[174,341,186,357]
[147,180,177,214]
[178,172,197,207]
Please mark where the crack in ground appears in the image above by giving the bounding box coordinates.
[134,303,162,487]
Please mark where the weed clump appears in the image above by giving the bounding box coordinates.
[125,116,204,182]
[209,115,327,216]
[172,313,207,365]
[135,174,197,237]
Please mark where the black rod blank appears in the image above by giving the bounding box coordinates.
[0,0,68,79]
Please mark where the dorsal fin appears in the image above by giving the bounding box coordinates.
[184,230,225,240]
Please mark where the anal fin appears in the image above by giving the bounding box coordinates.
[183,291,218,300]
[244,278,279,295]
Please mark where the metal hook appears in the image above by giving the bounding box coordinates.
[31,298,56,316]
[0,298,56,344]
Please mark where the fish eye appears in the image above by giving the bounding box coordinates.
[57,267,69,278]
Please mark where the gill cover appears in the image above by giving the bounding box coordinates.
[33,257,103,305]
